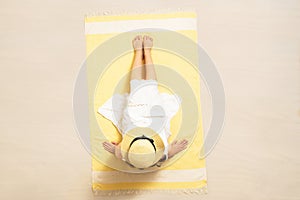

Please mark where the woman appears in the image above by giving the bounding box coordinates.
[99,35,188,169]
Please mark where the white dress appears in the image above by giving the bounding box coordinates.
[97,79,182,157]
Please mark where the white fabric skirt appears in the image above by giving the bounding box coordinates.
[121,79,167,134]
[97,79,182,151]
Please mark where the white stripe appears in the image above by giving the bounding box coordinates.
[85,18,197,35]
[92,168,206,183]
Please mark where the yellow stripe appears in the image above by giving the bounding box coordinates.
[93,180,207,190]
[85,12,196,23]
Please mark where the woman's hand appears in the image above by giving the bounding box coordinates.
[168,139,188,158]
[102,141,122,160]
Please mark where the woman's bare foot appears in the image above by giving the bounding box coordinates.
[132,35,143,52]
[143,35,153,53]
[168,139,189,158]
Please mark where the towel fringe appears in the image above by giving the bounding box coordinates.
[84,8,196,18]
[93,186,207,196]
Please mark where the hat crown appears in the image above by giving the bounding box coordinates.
[129,134,156,152]
[120,127,165,169]
[127,139,157,168]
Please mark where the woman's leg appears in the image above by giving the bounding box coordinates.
[143,35,157,81]
[130,35,145,80]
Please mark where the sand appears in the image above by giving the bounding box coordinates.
[0,0,299,199]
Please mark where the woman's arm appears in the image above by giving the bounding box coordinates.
[114,143,122,159]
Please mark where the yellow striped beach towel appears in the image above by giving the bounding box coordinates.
[85,11,207,195]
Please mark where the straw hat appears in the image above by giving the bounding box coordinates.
[121,127,165,169]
